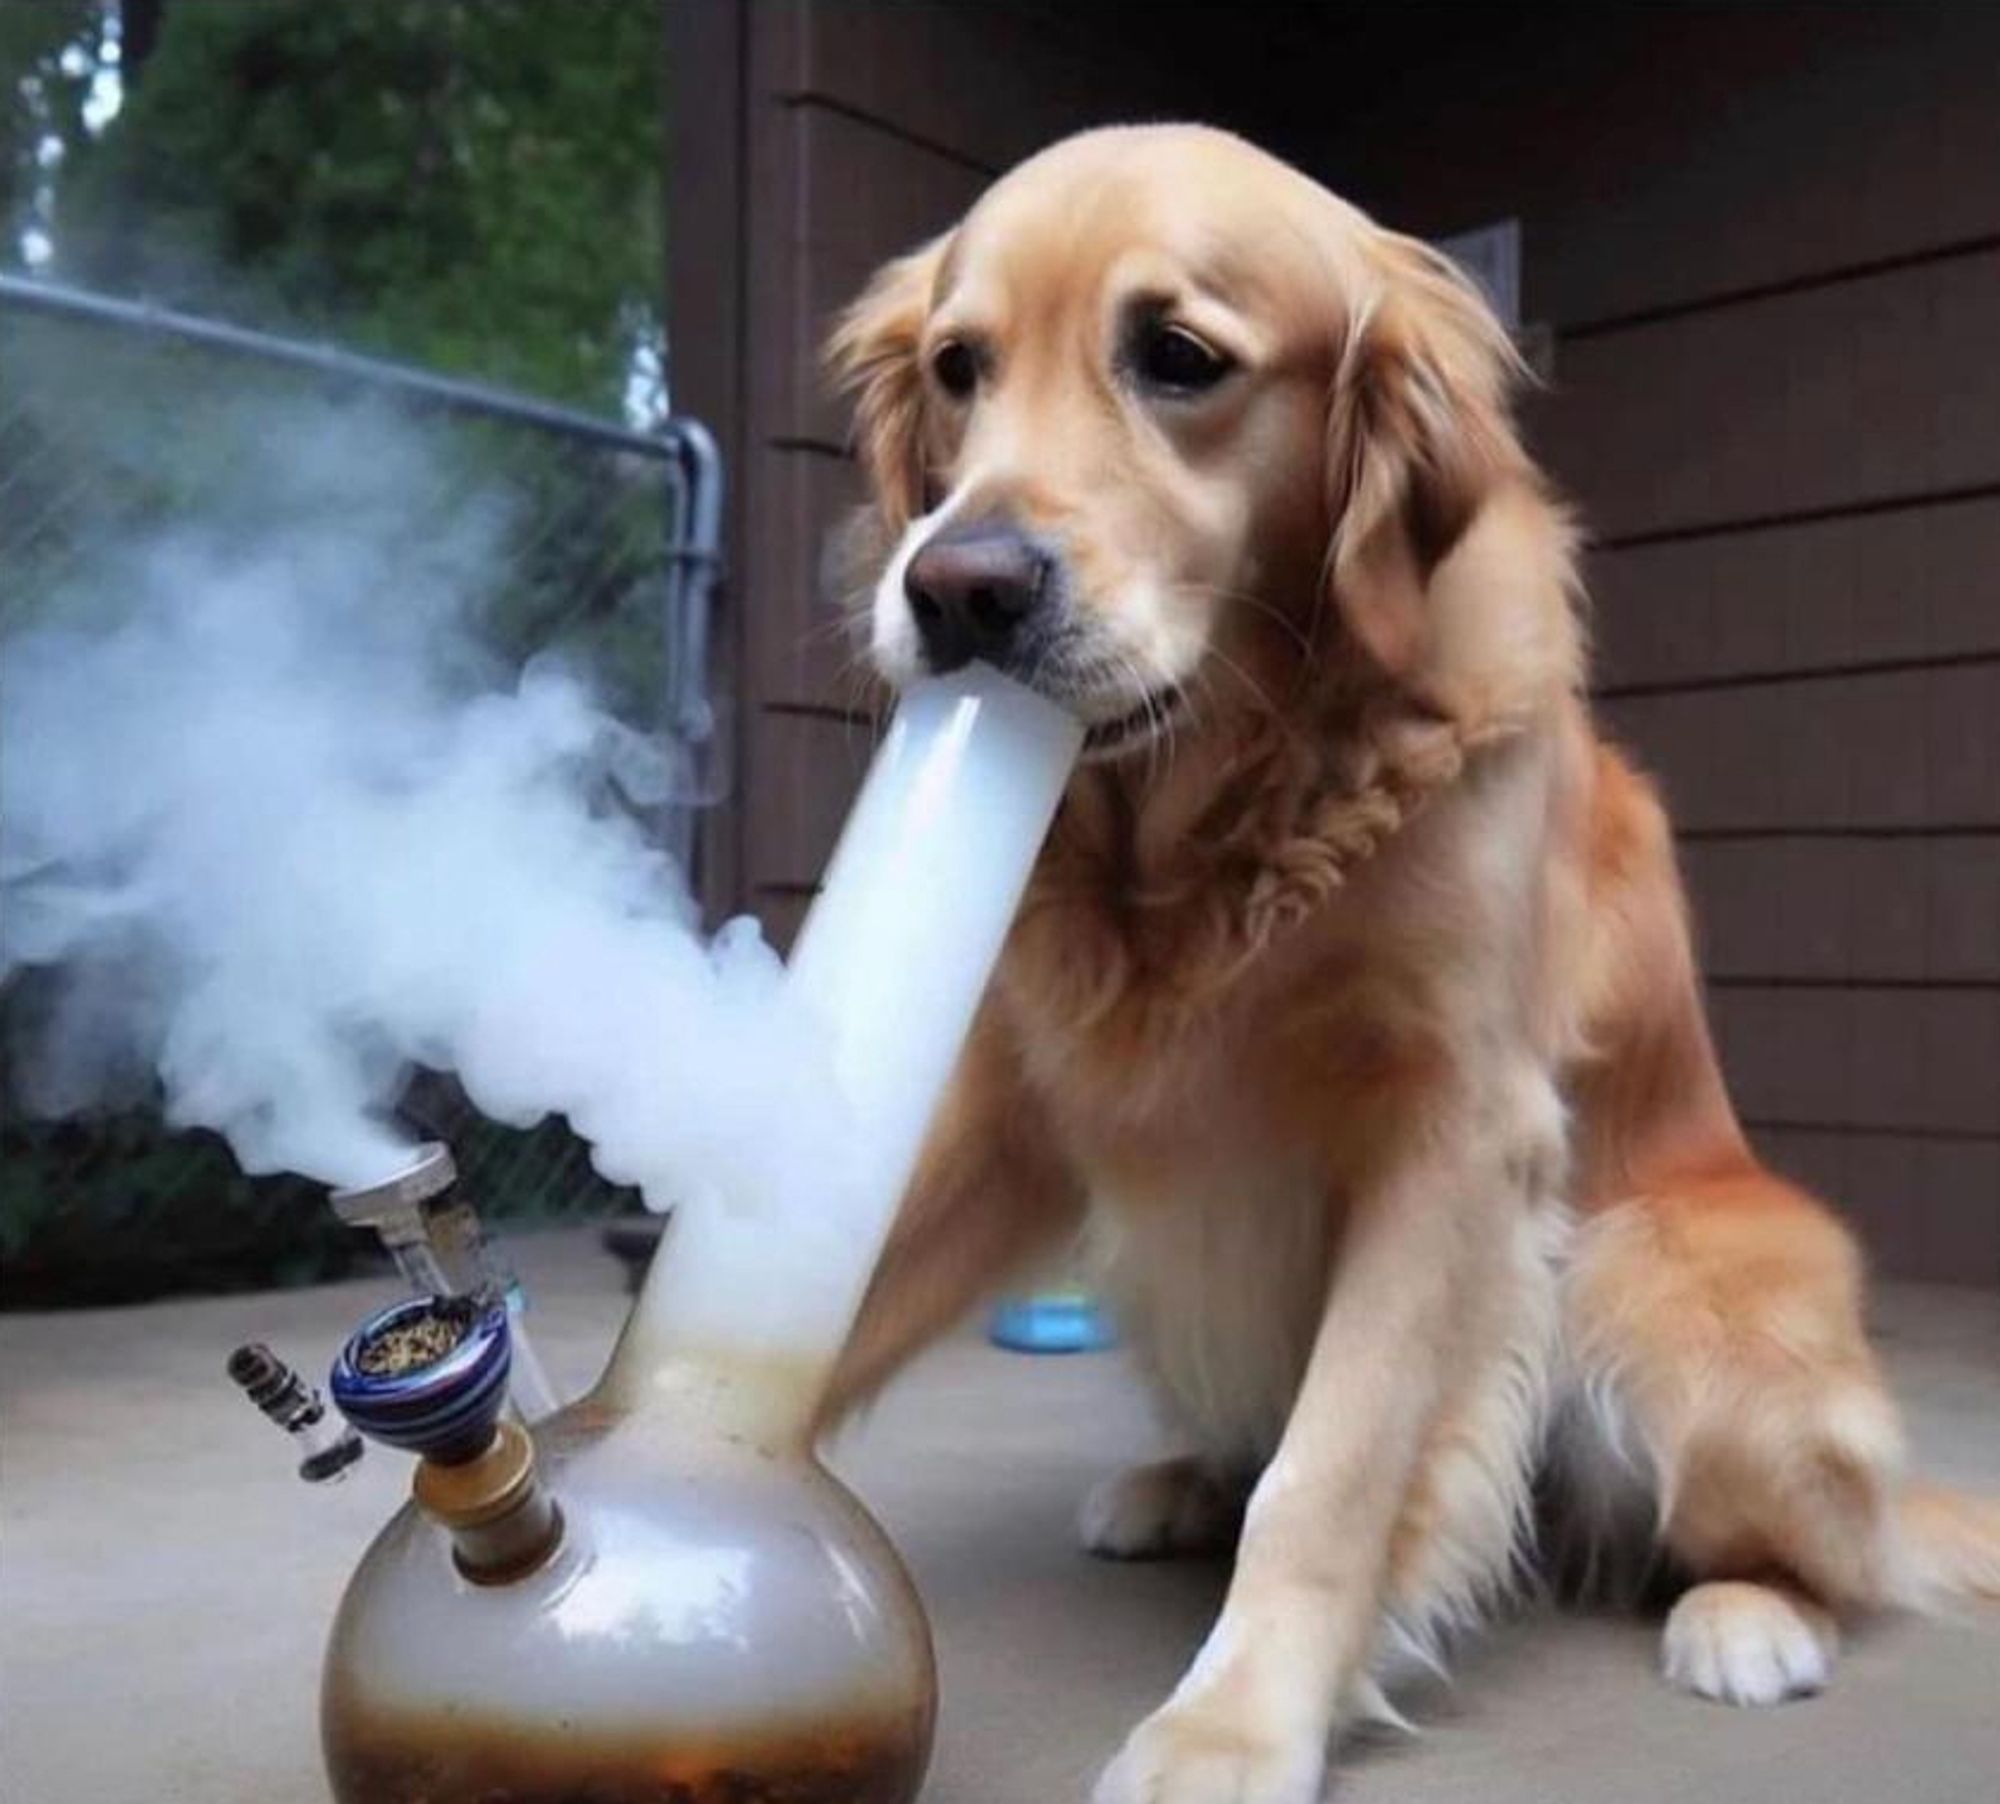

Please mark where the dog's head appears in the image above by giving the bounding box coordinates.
[829,124,1576,759]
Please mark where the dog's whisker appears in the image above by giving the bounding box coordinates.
[1195,643,1282,723]
[1179,583,1317,661]
[802,608,864,649]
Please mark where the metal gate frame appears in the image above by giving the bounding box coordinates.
[0,270,725,873]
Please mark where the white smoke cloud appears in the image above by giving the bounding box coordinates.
[0,403,849,1219]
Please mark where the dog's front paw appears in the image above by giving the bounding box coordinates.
[1091,1706,1325,1804]
[1662,1580,1838,1706]
[1079,1458,1242,1561]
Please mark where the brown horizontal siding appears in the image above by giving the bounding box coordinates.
[742,710,879,891]
[1709,985,2000,1138]
[748,886,817,956]
[1533,7,2000,333]
[732,13,990,907]
[746,444,868,711]
[666,0,750,918]
[1753,1125,2000,1289]
[749,102,988,450]
[1301,7,2000,332]
[1589,494,2000,695]
[772,2,1337,182]
[775,1,1098,173]
[1535,247,2000,542]
[1682,835,2000,986]
[1601,664,2000,834]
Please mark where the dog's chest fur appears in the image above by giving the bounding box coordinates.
[1088,1156,1333,1468]
[1002,923,1400,1471]
[997,747,1560,1472]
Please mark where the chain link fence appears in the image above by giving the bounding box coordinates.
[0,274,723,1305]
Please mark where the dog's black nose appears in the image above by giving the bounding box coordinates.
[903,519,1051,673]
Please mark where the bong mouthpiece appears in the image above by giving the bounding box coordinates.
[226,1342,364,1483]
[326,1142,461,1295]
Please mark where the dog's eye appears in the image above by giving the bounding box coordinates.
[931,339,980,401]
[1131,321,1234,396]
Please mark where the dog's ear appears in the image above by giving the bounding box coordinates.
[826,234,950,531]
[1324,230,1532,712]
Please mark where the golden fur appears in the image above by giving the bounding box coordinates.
[818,125,2000,1803]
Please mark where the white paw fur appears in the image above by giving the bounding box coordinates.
[1080,1458,1240,1560]
[1661,1580,1838,1706]
[1092,1708,1324,1804]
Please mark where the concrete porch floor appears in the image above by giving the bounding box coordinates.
[3,1226,1998,1803]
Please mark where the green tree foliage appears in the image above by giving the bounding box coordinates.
[7,0,665,414]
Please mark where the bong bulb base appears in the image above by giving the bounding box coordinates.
[321,1396,935,1804]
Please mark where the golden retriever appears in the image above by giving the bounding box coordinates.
[818,124,2000,1804]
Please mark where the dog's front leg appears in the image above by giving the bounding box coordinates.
[1093,1082,1555,1804]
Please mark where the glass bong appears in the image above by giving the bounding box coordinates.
[318,667,1083,1803]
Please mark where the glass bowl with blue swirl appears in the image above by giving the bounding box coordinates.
[328,1295,511,1465]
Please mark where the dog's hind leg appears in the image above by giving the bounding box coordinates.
[1562,745,2000,1700]
[1566,1169,1912,1705]
[1660,1577,1839,1706]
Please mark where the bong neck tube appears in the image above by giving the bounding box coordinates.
[595,665,1082,1441]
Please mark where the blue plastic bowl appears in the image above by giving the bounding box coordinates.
[988,1292,1118,1354]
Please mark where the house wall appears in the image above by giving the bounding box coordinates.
[1282,3,2000,1284]
[666,2,2000,1282]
